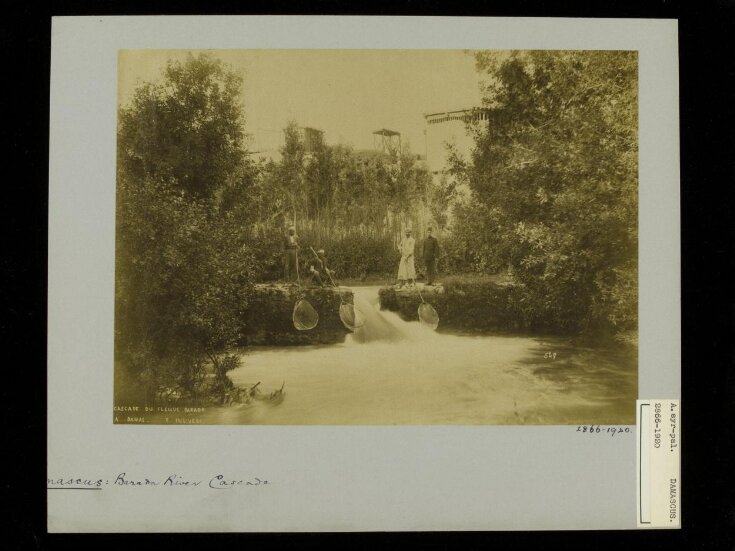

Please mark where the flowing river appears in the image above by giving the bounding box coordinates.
[215,286,636,425]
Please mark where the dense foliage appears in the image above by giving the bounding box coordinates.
[448,50,638,334]
[117,53,248,199]
[250,122,434,281]
[115,54,256,404]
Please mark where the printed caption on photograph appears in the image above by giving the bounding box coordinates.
[637,400,680,528]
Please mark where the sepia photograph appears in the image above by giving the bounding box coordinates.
[114,48,638,426]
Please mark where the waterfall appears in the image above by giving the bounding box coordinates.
[346,287,436,344]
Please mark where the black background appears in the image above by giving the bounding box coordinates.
[2,1,733,549]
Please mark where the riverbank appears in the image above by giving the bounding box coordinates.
[378,276,524,333]
[378,275,637,346]
[239,284,353,346]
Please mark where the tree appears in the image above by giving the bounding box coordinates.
[453,50,638,334]
[278,121,307,224]
[118,52,246,199]
[115,53,255,404]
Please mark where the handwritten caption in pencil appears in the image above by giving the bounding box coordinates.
[47,473,270,490]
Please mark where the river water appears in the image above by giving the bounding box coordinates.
[217,286,636,425]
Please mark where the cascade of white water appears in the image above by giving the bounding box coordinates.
[346,287,438,344]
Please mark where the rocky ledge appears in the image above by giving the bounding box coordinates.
[239,284,353,346]
[378,279,524,333]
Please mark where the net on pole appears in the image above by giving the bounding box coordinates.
[291,248,319,331]
[416,286,439,331]
[293,298,319,331]
[308,247,366,332]
[339,302,365,332]
[418,302,439,331]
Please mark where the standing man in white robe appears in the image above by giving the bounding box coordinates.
[396,228,416,288]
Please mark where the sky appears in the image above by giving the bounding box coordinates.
[118,49,484,154]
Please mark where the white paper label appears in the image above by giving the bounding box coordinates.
[637,400,680,528]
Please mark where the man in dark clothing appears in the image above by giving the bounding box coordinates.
[422,227,440,285]
[283,226,299,282]
[307,248,335,287]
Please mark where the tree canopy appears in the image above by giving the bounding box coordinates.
[450,50,638,333]
[117,52,246,199]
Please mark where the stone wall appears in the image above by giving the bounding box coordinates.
[378,279,526,333]
[240,284,353,346]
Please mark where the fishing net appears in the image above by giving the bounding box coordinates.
[418,302,439,331]
[289,249,320,331]
[339,303,365,332]
[305,247,365,332]
[293,298,319,331]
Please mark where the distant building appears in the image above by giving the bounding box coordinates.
[301,127,325,155]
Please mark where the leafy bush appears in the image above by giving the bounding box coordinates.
[115,176,255,404]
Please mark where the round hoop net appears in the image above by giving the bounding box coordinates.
[293,298,319,331]
[418,302,439,331]
[339,303,365,332]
